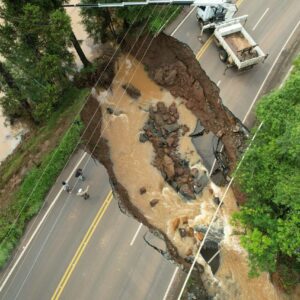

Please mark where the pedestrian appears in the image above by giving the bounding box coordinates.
[77,185,90,200]
[75,168,85,181]
[62,181,71,193]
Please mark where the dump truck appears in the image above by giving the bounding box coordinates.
[64,0,268,71]
[196,2,268,70]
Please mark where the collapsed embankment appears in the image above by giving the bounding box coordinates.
[80,33,283,299]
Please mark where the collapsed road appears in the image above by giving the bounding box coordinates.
[81,33,282,299]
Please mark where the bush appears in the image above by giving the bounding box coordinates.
[0,121,83,267]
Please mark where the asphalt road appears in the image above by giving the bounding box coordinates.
[0,1,299,299]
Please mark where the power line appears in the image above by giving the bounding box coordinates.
[177,121,264,299]
[0,1,177,279]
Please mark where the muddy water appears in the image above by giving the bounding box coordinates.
[0,106,23,164]
[66,0,101,67]
[94,56,284,299]
[208,189,286,300]
[95,56,218,258]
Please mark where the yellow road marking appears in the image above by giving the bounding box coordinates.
[51,191,113,300]
[51,2,248,298]
[195,0,245,60]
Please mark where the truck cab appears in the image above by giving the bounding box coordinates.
[197,5,227,25]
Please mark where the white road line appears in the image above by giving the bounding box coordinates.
[252,8,269,31]
[171,7,196,36]
[0,152,88,293]
[280,65,294,88]
[163,266,179,300]
[217,80,221,87]
[130,223,143,246]
[243,19,300,123]
[207,249,220,264]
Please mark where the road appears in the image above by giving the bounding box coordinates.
[0,1,299,299]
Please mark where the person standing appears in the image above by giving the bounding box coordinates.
[76,185,90,200]
[62,181,71,193]
[75,168,85,181]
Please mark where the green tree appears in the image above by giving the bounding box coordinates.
[79,0,181,43]
[0,1,75,122]
[233,56,300,287]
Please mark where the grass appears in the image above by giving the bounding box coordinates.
[0,86,88,268]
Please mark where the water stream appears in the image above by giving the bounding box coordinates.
[92,56,286,299]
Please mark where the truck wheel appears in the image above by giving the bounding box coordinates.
[219,49,228,63]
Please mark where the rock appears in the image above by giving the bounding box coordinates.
[166,136,175,147]
[186,101,194,110]
[181,125,190,135]
[179,228,187,238]
[182,216,188,224]
[195,231,204,241]
[175,167,185,176]
[139,133,148,143]
[170,116,176,123]
[172,218,180,231]
[187,227,194,237]
[157,101,167,113]
[232,124,240,133]
[216,129,225,137]
[190,168,199,178]
[194,173,209,192]
[179,184,196,200]
[122,83,141,99]
[163,155,175,178]
[169,103,177,114]
[106,107,114,114]
[171,181,179,191]
[164,124,180,133]
[164,69,177,85]
[154,114,165,126]
[139,187,146,194]
[150,199,159,207]
[213,197,220,205]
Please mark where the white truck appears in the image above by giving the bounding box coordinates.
[65,0,268,71]
[196,0,268,70]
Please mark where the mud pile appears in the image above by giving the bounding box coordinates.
[124,33,247,172]
[140,101,209,200]
[80,34,282,299]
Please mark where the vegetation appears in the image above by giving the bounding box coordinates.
[80,0,182,43]
[233,56,300,289]
[0,87,88,267]
[0,1,77,123]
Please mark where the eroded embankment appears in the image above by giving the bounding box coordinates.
[124,33,247,172]
[81,34,284,299]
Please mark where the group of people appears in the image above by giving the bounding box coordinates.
[62,168,90,200]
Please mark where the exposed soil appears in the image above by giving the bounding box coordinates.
[81,94,189,268]
[123,33,247,172]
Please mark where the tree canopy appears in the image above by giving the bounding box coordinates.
[0,1,74,122]
[79,0,181,43]
[233,56,300,289]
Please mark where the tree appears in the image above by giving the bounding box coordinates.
[79,0,181,43]
[232,56,300,288]
[0,1,75,122]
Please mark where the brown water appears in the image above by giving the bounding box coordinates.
[95,56,218,258]
[93,56,286,299]
[66,0,101,67]
[0,105,24,164]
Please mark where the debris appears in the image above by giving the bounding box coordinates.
[150,199,159,207]
[122,83,141,99]
[139,187,147,195]
[179,228,187,238]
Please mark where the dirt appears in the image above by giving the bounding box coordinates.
[81,94,189,268]
[123,33,247,172]
[80,34,289,298]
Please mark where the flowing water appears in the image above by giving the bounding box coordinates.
[92,56,287,299]
[0,103,24,164]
